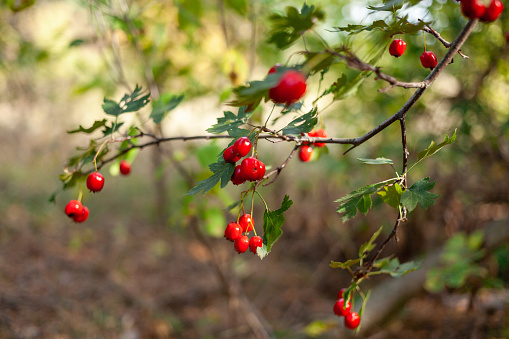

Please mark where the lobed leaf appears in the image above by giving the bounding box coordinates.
[102,84,150,117]
[377,183,403,209]
[186,158,235,195]
[67,119,108,134]
[267,4,325,50]
[377,258,421,277]
[207,106,253,135]
[335,181,391,222]
[417,129,457,161]
[281,108,318,135]
[330,258,361,269]
[400,177,439,212]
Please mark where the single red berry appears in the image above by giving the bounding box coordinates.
[344,312,361,330]
[420,51,438,70]
[480,0,504,22]
[231,165,246,185]
[254,160,266,180]
[299,145,313,162]
[268,63,282,74]
[333,298,352,317]
[268,70,307,105]
[224,222,242,241]
[223,146,241,163]
[86,172,105,192]
[337,288,347,300]
[239,214,254,232]
[505,31,509,43]
[389,39,407,58]
[65,199,83,218]
[240,157,265,181]
[232,137,252,157]
[119,160,131,175]
[234,235,250,254]
[310,128,328,147]
[249,236,263,254]
[72,206,89,223]
[461,0,486,19]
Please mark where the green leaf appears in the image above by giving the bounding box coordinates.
[336,181,390,222]
[330,258,361,269]
[378,258,421,277]
[67,119,108,134]
[281,108,318,135]
[229,71,282,109]
[259,195,293,258]
[303,320,336,338]
[150,93,184,124]
[417,129,457,161]
[206,106,253,134]
[267,4,325,50]
[225,0,247,16]
[400,177,439,212]
[359,226,383,258]
[102,121,124,137]
[357,289,371,332]
[177,0,202,30]
[377,183,403,209]
[357,157,393,165]
[186,159,235,195]
[333,15,428,38]
[102,84,150,117]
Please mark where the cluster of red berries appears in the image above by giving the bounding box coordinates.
[460,0,504,22]
[333,288,361,330]
[267,64,307,105]
[299,128,328,162]
[224,137,266,185]
[224,214,263,254]
[63,160,131,223]
[389,38,438,70]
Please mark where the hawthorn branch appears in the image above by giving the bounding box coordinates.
[422,23,469,59]
[262,144,300,187]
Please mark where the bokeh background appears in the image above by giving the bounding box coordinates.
[0,0,508,338]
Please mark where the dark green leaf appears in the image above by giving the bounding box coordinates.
[177,0,202,29]
[102,84,150,117]
[150,93,184,124]
[207,106,253,134]
[186,159,235,195]
[259,195,293,258]
[267,4,325,50]
[335,181,390,222]
[225,0,247,16]
[69,39,85,47]
[401,177,440,212]
[281,108,318,135]
[67,119,108,134]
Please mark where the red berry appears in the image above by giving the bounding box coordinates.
[480,0,504,22]
[232,137,252,157]
[268,70,307,105]
[333,298,352,317]
[223,146,241,163]
[240,157,265,181]
[249,236,263,254]
[224,222,242,241]
[389,39,407,58]
[239,214,254,232]
[119,160,131,175]
[461,0,486,19]
[231,165,246,185]
[72,206,89,223]
[234,235,250,254]
[505,31,509,43]
[86,172,105,192]
[337,288,347,300]
[420,51,438,70]
[344,312,361,330]
[65,199,83,218]
[309,129,328,147]
[268,63,282,74]
[299,145,313,162]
